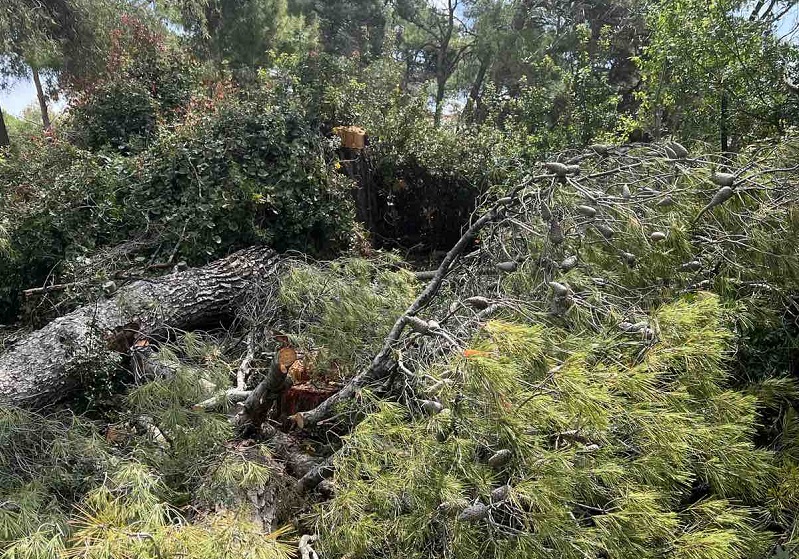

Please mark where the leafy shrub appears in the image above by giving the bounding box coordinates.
[125,96,356,260]
[634,0,797,148]
[66,12,202,153]
[69,79,158,152]
[0,135,121,322]
[0,91,357,322]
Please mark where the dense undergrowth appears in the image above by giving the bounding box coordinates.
[3,2,799,557]
[0,258,419,557]
[320,297,793,558]
[307,139,799,557]
[3,138,799,557]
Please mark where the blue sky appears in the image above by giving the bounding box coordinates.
[1,76,67,119]
[0,78,38,117]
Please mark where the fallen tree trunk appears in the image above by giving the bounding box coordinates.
[0,247,280,408]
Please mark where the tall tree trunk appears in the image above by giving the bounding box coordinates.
[0,247,280,408]
[0,106,9,147]
[464,56,490,122]
[31,67,51,130]
[434,74,446,127]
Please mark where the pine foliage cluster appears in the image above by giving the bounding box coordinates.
[0,339,291,558]
[278,256,419,377]
[0,261,420,558]
[312,140,799,557]
[2,140,799,557]
[319,296,786,558]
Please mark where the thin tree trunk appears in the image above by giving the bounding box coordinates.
[0,106,9,147]
[749,0,767,19]
[464,56,490,122]
[434,75,446,127]
[31,67,51,130]
[0,247,280,408]
[720,88,729,153]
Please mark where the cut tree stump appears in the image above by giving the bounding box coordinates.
[0,247,280,408]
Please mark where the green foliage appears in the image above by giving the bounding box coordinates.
[125,340,233,491]
[318,295,779,558]
[635,0,798,147]
[279,256,418,377]
[70,79,158,153]
[0,112,38,142]
[0,89,356,322]
[67,13,203,152]
[5,2,799,558]
[0,0,122,87]
[273,51,527,246]
[174,0,317,77]
[0,336,294,558]
[0,135,112,322]
[62,463,293,559]
[124,95,356,259]
[480,21,626,151]
[292,0,391,59]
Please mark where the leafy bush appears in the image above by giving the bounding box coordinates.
[125,96,356,260]
[634,0,797,148]
[66,12,203,153]
[0,135,120,322]
[0,92,356,322]
[69,79,158,152]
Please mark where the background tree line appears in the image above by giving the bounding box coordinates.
[2,0,799,148]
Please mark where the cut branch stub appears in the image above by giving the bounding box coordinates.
[545,162,569,177]
[234,347,298,428]
[463,296,491,310]
[458,502,489,522]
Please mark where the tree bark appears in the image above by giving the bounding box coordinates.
[0,247,280,408]
[31,67,51,130]
[463,56,490,123]
[434,73,447,127]
[0,106,9,147]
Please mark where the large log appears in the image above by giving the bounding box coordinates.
[0,247,280,408]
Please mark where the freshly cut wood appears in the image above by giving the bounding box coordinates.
[234,347,299,428]
[280,383,339,417]
[333,125,367,149]
[0,247,280,408]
